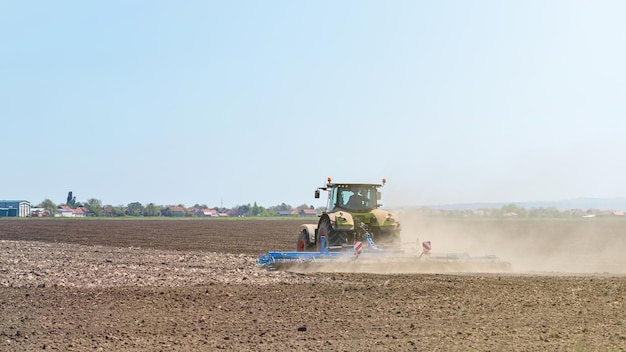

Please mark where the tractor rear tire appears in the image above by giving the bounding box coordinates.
[297,229,313,252]
[318,218,347,250]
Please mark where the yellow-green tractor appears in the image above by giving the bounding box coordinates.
[297,177,401,252]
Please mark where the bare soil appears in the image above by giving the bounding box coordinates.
[1,218,626,351]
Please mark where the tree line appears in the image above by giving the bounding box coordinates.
[36,192,321,218]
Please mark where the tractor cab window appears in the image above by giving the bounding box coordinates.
[329,187,341,211]
[342,187,375,210]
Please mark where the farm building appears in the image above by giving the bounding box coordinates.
[30,207,50,217]
[163,206,185,217]
[202,209,218,217]
[299,208,318,217]
[0,200,31,217]
[56,205,73,217]
[56,205,88,217]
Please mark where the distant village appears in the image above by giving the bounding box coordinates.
[2,198,626,219]
[0,199,320,218]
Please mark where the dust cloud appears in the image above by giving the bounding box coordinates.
[397,211,626,275]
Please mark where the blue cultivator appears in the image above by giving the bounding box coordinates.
[257,233,418,271]
[256,233,511,272]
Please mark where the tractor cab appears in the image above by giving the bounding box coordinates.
[315,178,384,213]
[331,184,379,212]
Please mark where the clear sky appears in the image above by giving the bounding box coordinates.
[2,1,625,209]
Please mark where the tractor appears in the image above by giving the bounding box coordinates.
[257,178,510,272]
[297,177,401,252]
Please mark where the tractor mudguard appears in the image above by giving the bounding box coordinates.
[301,224,318,245]
[325,211,355,232]
[370,208,401,231]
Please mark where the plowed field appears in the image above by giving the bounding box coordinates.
[1,218,626,351]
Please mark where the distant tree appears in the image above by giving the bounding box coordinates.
[110,205,126,217]
[257,206,275,216]
[66,191,76,207]
[501,203,520,214]
[499,203,528,217]
[102,205,127,217]
[250,202,260,216]
[126,202,143,217]
[142,203,162,217]
[85,198,103,216]
[39,199,57,216]
[101,205,112,216]
[269,203,292,213]
[228,204,250,217]
[240,204,250,216]
[246,202,271,217]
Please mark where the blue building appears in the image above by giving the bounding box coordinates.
[0,200,31,217]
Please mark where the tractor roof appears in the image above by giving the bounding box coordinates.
[328,183,382,188]
[320,178,387,190]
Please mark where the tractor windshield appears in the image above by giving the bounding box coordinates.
[330,185,377,211]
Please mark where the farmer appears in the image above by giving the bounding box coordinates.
[347,189,368,208]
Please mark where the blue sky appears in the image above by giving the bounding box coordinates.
[2,1,625,208]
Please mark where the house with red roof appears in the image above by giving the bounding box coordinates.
[163,206,185,217]
[56,205,87,217]
[299,208,318,217]
[203,209,218,217]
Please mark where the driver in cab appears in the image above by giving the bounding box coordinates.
[346,189,367,208]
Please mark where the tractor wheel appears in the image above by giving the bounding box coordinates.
[296,229,312,252]
[317,218,347,250]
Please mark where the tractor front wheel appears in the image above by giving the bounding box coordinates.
[297,229,312,252]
